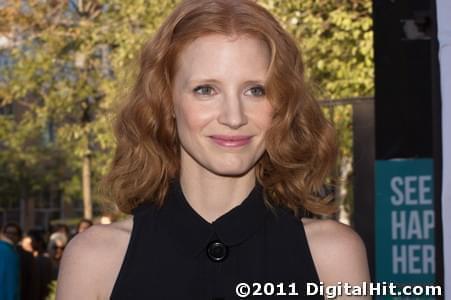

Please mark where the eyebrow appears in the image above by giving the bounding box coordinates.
[185,78,266,86]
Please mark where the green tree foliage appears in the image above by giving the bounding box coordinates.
[259,0,373,98]
[0,0,372,217]
[0,0,178,213]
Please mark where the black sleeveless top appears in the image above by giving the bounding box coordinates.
[110,179,322,299]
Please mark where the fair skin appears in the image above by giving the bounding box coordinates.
[56,34,370,300]
[172,34,273,223]
[21,236,34,253]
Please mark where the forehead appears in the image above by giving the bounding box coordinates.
[174,34,271,82]
[5,226,19,232]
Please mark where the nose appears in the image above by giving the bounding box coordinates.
[217,94,248,129]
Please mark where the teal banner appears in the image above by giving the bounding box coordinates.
[375,159,435,297]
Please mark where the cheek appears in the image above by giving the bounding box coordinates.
[176,101,213,134]
[253,103,274,130]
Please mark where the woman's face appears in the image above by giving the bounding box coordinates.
[172,34,273,177]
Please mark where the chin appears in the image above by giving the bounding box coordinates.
[206,160,256,177]
[210,168,252,177]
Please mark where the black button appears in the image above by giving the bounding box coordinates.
[206,240,228,262]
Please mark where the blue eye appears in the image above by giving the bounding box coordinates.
[193,85,215,96]
[246,86,266,97]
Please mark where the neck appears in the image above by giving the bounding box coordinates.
[179,157,257,224]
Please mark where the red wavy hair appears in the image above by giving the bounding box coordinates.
[101,0,338,217]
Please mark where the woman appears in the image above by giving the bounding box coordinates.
[57,0,370,299]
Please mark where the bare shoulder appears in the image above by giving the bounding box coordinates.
[301,217,365,250]
[301,218,371,295]
[56,217,133,300]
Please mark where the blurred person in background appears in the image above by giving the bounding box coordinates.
[75,219,93,235]
[3,223,37,300]
[48,231,68,280]
[23,230,53,300]
[0,225,20,300]
[20,234,34,254]
[51,223,71,242]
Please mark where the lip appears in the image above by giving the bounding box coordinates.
[209,135,253,147]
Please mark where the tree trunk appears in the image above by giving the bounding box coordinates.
[82,154,93,219]
[337,156,353,225]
